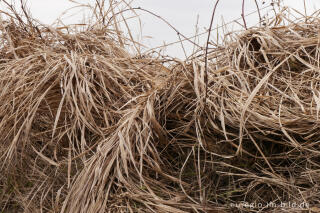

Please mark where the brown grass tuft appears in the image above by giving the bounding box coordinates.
[0,1,320,212]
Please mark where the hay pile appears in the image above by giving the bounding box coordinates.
[0,1,320,212]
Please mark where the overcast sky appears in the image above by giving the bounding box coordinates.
[3,0,320,58]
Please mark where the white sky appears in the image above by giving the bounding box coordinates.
[2,0,320,58]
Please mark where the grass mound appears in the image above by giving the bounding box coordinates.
[0,1,319,212]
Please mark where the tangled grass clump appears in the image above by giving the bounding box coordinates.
[1,1,320,212]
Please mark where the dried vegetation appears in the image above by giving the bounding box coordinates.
[0,0,320,212]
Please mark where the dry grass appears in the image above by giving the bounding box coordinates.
[0,1,320,212]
